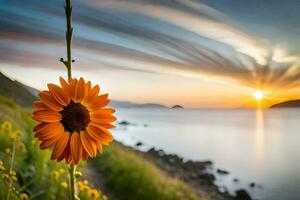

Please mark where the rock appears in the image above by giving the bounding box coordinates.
[184,160,207,172]
[135,142,143,147]
[197,173,215,185]
[147,147,159,156]
[172,105,184,109]
[119,120,130,126]
[158,149,165,157]
[249,182,255,187]
[233,178,239,182]
[190,172,198,179]
[217,169,229,175]
[234,189,252,200]
[168,158,176,164]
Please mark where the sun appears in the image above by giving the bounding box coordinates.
[252,90,265,101]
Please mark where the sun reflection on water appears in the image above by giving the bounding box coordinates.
[255,108,265,181]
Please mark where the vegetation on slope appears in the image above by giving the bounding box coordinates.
[92,143,200,200]
[0,98,106,200]
[0,72,36,107]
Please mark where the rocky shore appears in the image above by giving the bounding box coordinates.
[117,121,253,200]
[143,147,251,200]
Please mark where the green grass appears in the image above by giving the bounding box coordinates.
[0,97,70,200]
[93,143,200,200]
[0,72,36,107]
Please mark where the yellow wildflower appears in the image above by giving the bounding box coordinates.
[1,173,9,180]
[83,180,89,185]
[0,160,5,170]
[77,181,84,191]
[51,171,60,179]
[9,170,17,180]
[102,195,108,200]
[5,148,11,156]
[88,189,99,199]
[9,170,16,176]
[58,168,65,174]
[82,185,90,193]
[1,121,12,132]
[10,130,22,141]
[15,130,22,138]
[11,175,17,181]
[17,143,26,152]
[61,181,68,189]
[20,193,29,200]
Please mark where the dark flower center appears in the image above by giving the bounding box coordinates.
[60,101,90,132]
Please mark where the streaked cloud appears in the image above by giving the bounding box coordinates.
[0,0,300,107]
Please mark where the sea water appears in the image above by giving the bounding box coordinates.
[113,108,300,200]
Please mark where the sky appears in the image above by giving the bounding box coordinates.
[0,0,300,108]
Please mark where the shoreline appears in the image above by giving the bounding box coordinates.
[116,140,252,200]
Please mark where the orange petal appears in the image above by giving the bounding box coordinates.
[33,107,48,114]
[33,109,62,123]
[35,122,64,140]
[33,123,47,132]
[40,135,61,149]
[73,77,85,103]
[96,143,103,154]
[82,85,99,105]
[86,124,113,143]
[85,81,92,96]
[80,131,97,157]
[39,91,63,111]
[91,115,117,124]
[90,85,100,96]
[57,142,70,162]
[90,108,115,114]
[48,83,70,106]
[69,78,78,101]
[78,138,83,162]
[60,77,71,97]
[33,101,47,109]
[89,120,116,129]
[83,93,107,107]
[51,132,69,160]
[90,109,116,121]
[82,149,88,160]
[70,132,81,164]
[65,152,73,164]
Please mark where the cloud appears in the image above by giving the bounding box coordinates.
[0,0,300,95]
[81,0,269,64]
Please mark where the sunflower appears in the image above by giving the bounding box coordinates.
[32,77,116,164]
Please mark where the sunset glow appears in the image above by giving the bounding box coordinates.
[253,90,265,101]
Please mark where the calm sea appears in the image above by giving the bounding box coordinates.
[113,108,300,200]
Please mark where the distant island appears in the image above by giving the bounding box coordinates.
[270,99,300,108]
[172,105,184,109]
[109,101,169,109]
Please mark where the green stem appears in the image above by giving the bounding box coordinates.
[6,139,16,200]
[64,2,76,199]
[65,0,73,79]
[69,164,77,200]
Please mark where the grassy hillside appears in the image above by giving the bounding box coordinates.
[93,143,200,200]
[0,97,107,200]
[0,72,36,107]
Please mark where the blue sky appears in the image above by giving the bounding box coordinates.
[0,0,300,108]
